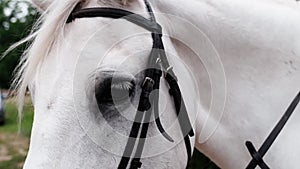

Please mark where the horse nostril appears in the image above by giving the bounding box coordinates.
[95,71,136,105]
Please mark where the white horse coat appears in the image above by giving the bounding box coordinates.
[14,0,300,168]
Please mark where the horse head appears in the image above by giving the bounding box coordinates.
[21,0,199,168]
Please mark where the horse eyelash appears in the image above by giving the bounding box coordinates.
[111,81,134,91]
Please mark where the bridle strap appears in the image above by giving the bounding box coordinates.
[67,7,162,34]
[67,1,194,169]
[245,91,300,169]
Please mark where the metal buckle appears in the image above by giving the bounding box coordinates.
[142,77,155,87]
[156,58,161,64]
[164,66,173,77]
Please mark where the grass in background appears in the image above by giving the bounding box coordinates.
[0,97,33,169]
[0,97,34,137]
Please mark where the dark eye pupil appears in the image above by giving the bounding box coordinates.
[111,88,131,102]
[96,83,135,105]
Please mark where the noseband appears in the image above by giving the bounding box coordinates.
[67,1,194,169]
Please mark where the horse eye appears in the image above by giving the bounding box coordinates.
[96,80,135,105]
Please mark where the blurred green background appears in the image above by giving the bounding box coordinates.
[0,0,38,89]
[0,0,219,168]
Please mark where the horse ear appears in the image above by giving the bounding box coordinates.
[31,0,51,11]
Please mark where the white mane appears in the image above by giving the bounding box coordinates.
[8,0,142,113]
[7,0,81,118]
[6,0,144,128]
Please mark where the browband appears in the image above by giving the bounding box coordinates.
[67,7,162,34]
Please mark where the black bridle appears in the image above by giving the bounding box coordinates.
[67,1,194,169]
[67,1,300,169]
[245,91,300,169]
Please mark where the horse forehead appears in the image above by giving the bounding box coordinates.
[67,17,152,46]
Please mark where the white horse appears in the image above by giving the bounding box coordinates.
[10,0,300,168]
